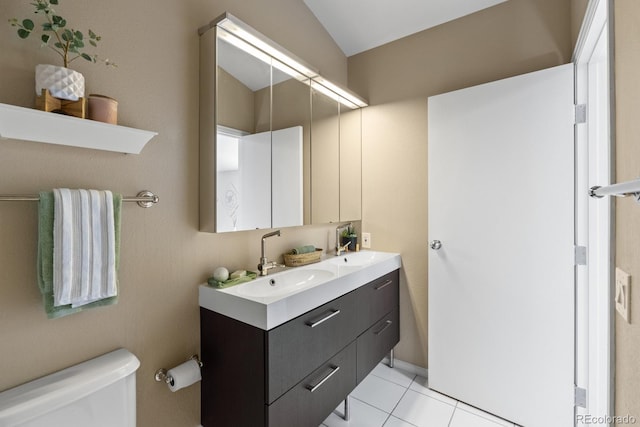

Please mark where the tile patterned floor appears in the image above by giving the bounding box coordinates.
[320,363,519,427]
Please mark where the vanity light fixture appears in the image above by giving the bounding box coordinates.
[218,27,309,84]
[310,80,359,110]
[201,12,369,110]
[272,57,310,83]
[312,76,369,109]
[214,13,320,80]
[217,27,271,65]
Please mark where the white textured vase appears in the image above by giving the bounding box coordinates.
[35,64,85,101]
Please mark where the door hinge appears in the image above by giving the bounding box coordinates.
[575,385,587,408]
[575,246,587,266]
[575,104,587,124]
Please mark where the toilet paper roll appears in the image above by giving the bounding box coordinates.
[166,359,202,392]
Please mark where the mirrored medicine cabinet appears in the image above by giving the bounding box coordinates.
[198,13,367,233]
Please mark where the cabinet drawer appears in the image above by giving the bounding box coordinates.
[266,290,358,403]
[267,342,356,427]
[356,309,400,383]
[356,270,399,335]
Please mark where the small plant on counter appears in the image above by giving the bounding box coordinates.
[8,0,115,68]
[341,225,358,251]
[341,225,357,238]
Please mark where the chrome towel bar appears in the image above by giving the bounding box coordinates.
[0,190,159,208]
[590,178,640,203]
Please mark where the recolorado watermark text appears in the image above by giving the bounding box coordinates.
[576,414,637,425]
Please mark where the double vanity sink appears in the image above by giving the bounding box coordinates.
[199,250,402,427]
[199,250,402,330]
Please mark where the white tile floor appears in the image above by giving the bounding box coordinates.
[320,363,519,427]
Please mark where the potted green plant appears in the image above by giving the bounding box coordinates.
[8,0,115,101]
[341,225,358,252]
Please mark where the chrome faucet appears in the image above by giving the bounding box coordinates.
[335,223,353,256]
[258,230,283,276]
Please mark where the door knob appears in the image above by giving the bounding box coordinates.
[430,240,442,250]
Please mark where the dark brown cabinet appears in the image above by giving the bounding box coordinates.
[268,342,357,427]
[355,271,399,335]
[200,269,399,427]
[356,309,400,383]
[266,290,358,403]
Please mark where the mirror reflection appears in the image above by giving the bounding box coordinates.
[199,14,366,233]
[311,85,340,224]
[216,34,271,231]
[339,107,362,221]
[271,65,311,228]
[216,31,310,232]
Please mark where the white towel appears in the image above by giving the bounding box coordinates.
[52,189,117,307]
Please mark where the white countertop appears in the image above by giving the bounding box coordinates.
[199,250,402,330]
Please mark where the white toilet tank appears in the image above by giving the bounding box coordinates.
[0,348,140,427]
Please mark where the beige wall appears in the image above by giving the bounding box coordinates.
[0,1,346,426]
[7,0,635,424]
[572,0,589,46]
[349,0,572,106]
[614,0,640,422]
[349,0,573,367]
[218,68,255,133]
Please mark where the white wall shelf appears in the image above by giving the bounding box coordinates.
[0,103,157,154]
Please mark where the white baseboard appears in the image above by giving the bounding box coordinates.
[381,357,428,378]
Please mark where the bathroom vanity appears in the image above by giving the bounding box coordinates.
[199,251,401,427]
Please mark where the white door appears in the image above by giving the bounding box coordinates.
[272,126,303,228]
[428,64,575,426]
[238,131,271,230]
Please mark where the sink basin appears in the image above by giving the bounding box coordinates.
[334,264,362,275]
[329,250,397,267]
[199,250,402,330]
[233,269,335,298]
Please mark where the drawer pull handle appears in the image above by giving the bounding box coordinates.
[306,365,340,392]
[374,280,393,291]
[306,309,341,328]
[374,320,393,335]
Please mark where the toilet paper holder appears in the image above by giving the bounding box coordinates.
[154,355,203,386]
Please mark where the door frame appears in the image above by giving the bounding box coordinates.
[573,0,614,422]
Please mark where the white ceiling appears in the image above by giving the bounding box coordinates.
[303,0,508,56]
